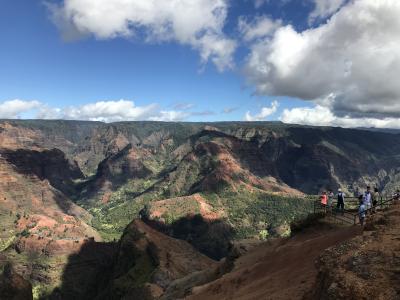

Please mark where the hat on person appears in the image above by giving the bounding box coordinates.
[338,188,342,192]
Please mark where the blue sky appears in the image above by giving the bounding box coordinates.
[1,0,400,127]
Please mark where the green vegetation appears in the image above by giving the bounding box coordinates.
[4,120,400,298]
[0,247,61,300]
[113,254,155,291]
[0,236,16,252]
[85,174,317,241]
[19,229,30,238]
[201,186,315,239]
[259,229,269,240]
[0,208,21,251]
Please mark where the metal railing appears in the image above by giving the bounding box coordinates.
[313,195,398,225]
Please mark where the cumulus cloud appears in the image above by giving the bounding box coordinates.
[280,105,335,126]
[0,100,42,119]
[280,105,400,129]
[46,0,236,71]
[0,99,198,122]
[309,0,347,24]
[245,0,400,120]
[239,16,281,42]
[62,100,158,122]
[244,100,279,121]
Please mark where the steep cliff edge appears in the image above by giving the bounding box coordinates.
[49,219,223,300]
[187,223,360,300]
[188,203,400,300]
[309,202,400,300]
[0,147,100,298]
[0,263,33,300]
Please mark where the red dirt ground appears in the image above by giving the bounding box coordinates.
[188,224,361,300]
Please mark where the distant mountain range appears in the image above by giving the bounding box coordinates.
[1,120,400,298]
[356,127,400,134]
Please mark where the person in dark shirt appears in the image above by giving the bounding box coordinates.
[337,188,345,215]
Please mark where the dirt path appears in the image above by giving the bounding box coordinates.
[188,224,361,300]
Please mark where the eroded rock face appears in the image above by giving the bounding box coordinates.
[95,144,152,186]
[0,148,84,196]
[0,147,101,298]
[0,263,33,300]
[310,203,400,300]
[2,120,400,196]
[49,219,219,300]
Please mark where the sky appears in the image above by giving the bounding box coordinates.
[1,0,400,128]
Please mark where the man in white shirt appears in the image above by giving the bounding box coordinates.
[363,186,372,211]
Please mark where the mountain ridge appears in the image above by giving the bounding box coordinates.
[1,120,400,298]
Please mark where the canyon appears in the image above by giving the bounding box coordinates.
[0,120,399,299]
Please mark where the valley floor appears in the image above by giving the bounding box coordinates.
[188,223,361,300]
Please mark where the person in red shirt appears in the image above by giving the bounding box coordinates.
[320,191,328,213]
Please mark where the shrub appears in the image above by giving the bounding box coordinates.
[20,229,30,237]
[259,229,269,240]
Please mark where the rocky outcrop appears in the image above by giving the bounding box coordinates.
[0,263,33,300]
[50,219,220,299]
[0,148,84,196]
[309,203,400,300]
[0,148,101,298]
[96,144,152,184]
[146,194,225,223]
[187,222,360,300]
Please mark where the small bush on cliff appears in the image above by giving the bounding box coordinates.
[259,229,269,240]
[19,229,30,238]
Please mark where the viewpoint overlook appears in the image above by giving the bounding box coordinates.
[2,0,400,299]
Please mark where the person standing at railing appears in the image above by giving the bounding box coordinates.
[320,191,328,213]
[358,195,366,226]
[363,186,372,212]
[337,188,345,215]
[328,189,334,211]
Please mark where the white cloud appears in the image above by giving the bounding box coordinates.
[0,99,42,119]
[244,100,279,121]
[0,99,196,122]
[245,0,400,119]
[36,106,63,120]
[239,16,281,42]
[47,0,236,71]
[280,105,335,126]
[309,0,347,24]
[280,105,400,129]
[62,100,158,122]
[149,110,190,122]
